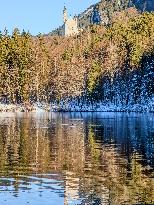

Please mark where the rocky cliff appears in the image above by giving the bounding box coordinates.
[133,0,154,12]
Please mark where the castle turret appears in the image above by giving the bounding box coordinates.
[63,6,67,23]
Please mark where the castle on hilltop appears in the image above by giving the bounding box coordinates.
[51,2,107,36]
[51,0,154,37]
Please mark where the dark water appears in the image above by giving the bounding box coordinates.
[0,112,153,205]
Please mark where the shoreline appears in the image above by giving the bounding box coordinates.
[0,102,153,113]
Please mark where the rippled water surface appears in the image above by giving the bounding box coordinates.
[0,112,153,205]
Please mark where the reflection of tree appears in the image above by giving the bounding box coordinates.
[0,115,51,175]
[82,126,153,204]
[128,152,153,203]
[52,120,85,173]
[0,113,153,204]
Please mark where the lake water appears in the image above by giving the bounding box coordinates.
[0,112,153,205]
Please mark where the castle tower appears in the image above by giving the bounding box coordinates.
[63,6,67,23]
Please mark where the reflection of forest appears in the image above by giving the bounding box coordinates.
[0,113,153,204]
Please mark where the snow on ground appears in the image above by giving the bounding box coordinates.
[0,98,153,113]
[0,103,17,112]
[0,102,49,113]
[50,99,154,112]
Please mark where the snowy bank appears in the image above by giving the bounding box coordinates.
[0,98,154,113]
[0,103,36,113]
[50,98,154,112]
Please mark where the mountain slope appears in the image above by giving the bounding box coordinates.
[132,0,154,11]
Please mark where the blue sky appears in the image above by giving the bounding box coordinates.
[0,0,99,35]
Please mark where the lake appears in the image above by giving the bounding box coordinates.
[0,112,153,205]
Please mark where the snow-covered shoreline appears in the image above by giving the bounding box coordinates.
[0,100,154,113]
[0,103,38,113]
[51,100,154,112]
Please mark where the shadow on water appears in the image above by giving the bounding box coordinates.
[0,112,153,205]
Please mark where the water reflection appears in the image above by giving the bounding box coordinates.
[0,112,153,205]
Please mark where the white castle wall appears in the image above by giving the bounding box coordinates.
[64,17,79,36]
[51,1,107,37]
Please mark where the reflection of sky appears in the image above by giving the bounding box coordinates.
[0,191,63,205]
[0,176,63,205]
[0,175,82,205]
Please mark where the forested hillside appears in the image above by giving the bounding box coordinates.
[0,8,154,111]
